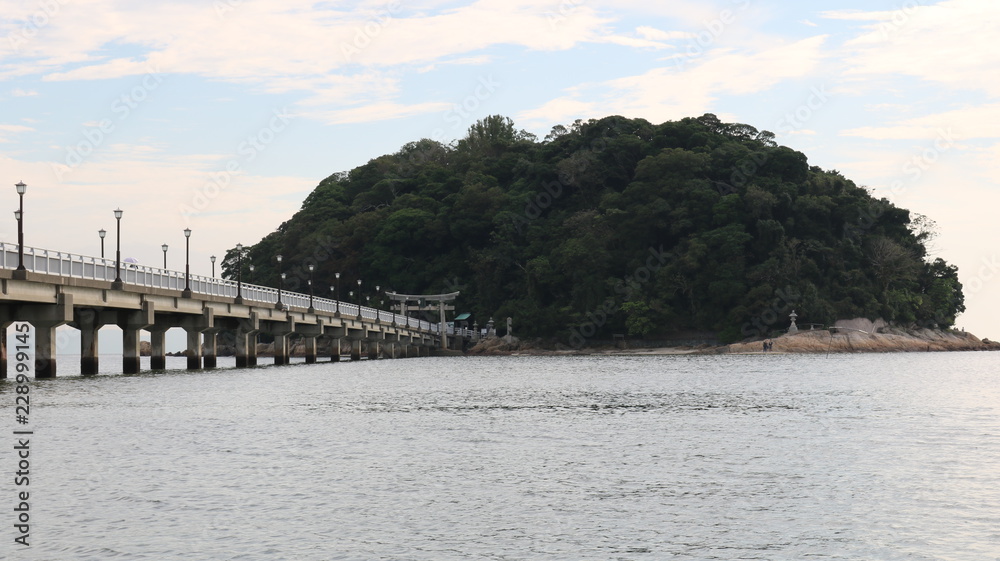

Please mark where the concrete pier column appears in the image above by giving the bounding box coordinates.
[27,294,74,378]
[248,333,258,367]
[331,338,341,362]
[303,336,317,364]
[185,329,202,370]
[350,339,361,361]
[274,334,289,366]
[124,326,144,374]
[235,313,260,368]
[119,301,154,375]
[179,307,213,371]
[149,328,167,370]
[367,340,379,360]
[35,325,58,378]
[203,331,218,369]
[234,330,248,368]
[74,308,107,376]
[0,326,6,379]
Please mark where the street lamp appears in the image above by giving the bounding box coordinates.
[162,244,168,269]
[248,263,255,284]
[99,229,106,259]
[307,263,315,313]
[357,278,362,305]
[375,285,381,310]
[275,254,284,310]
[112,208,124,289]
[210,255,216,277]
[15,181,26,275]
[182,228,192,298]
[235,243,243,303]
[335,272,341,314]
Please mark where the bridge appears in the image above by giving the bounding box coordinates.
[0,243,469,378]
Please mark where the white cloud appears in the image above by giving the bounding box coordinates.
[11,88,38,97]
[307,101,454,125]
[522,35,829,127]
[843,103,1000,140]
[830,0,1000,96]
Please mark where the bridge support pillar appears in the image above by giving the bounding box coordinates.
[274,334,290,365]
[180,307,213,371]
[119,301,154,375]
[367,340,379,360]
[203,331,218,369]
[149,327,168,370]
[350,339,361,361]
[235,314,260,369]
[0,326,6,379]
[5,294,74,378]
[34,325,59,378]
[186,330,202,370]
[331,339,341,362]
[303,336,317,364]
[76,308,103,375]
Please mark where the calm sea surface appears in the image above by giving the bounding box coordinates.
[2,353,999,560]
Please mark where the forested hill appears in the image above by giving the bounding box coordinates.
[224,114,965,343]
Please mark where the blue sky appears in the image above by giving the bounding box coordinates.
[2,0,999,340]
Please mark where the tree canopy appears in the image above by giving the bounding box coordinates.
[223,114,965,344]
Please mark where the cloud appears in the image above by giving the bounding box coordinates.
[829,0,1000,96]
[842,103,1000,140]
[11,88,38,97]
[0,123,34,142]
[307,101,453,125]
[521,35,829,127]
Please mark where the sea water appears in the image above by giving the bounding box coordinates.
[2,353,998,560]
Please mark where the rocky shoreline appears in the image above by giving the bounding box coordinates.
[468,327,1000,356]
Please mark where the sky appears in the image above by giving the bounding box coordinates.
[1,0,998,341]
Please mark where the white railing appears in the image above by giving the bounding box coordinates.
[1,242,444,334]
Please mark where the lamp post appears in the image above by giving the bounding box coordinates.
[162,244,168,269]
[210,255,216,277]
[375,285,381,310]
[248,263,255,284]
[182,228,192,298]
[112,208,124,289]
[335,272,341,315]
[99,229,106,259]
[275,254,284,310]
[357,278,362,305]
[235,243,244,303]
[307,263,315,313]
[14,181,26,276]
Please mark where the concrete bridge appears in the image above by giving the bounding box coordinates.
[0,243,461,378]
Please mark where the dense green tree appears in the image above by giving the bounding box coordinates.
[225,114,966,344]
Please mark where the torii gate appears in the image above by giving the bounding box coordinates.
[386,291,459,349]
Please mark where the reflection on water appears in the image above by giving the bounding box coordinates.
[2,353,998,560]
